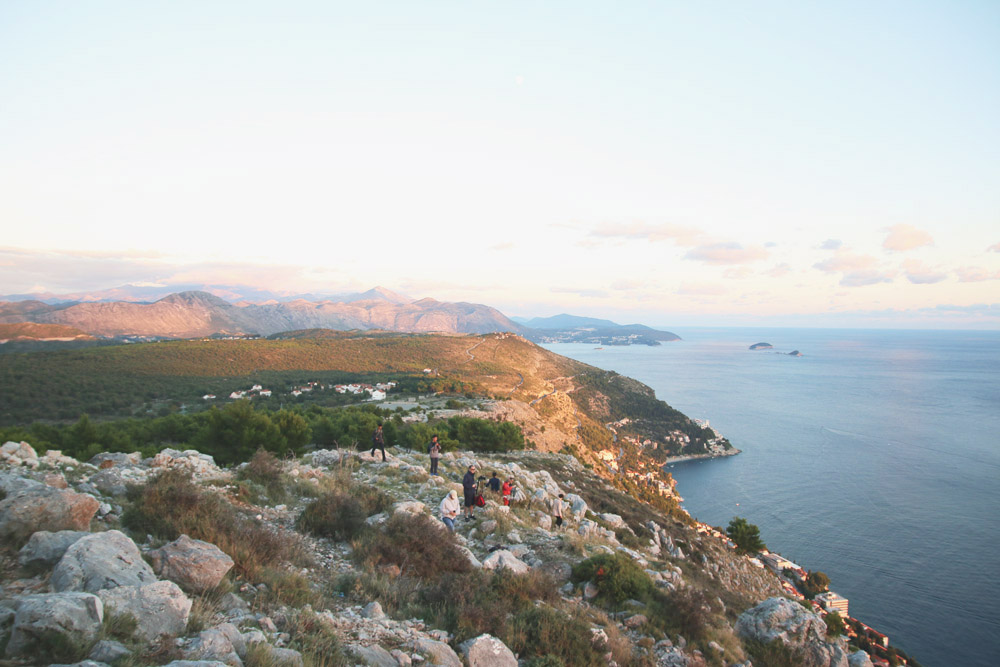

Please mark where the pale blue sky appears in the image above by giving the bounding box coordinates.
[1,1,998,327]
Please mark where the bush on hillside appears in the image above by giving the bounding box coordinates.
[297,485,391,541]
[122,468,305,578]
[352,513,472,579]
[571,552,652,605]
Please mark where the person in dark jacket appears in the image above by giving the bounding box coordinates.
[428,435,442,475]
[462,464,478,521]
[487,471,501,493]
[370,424,386,461]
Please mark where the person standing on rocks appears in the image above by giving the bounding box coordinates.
[462,464,479,521]
[549,493,565,529]
[501,477,513,506]
[439,489,460,531]
[488,472,501,494]
[428,435,442,475]
[370,423,386,462]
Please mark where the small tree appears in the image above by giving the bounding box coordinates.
[726,516,765,554]
[802,570,831,598]
[824,611,846,637]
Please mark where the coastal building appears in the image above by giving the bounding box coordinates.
[816,591,849,616]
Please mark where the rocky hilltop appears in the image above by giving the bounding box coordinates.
[0,291,528,339]
[0,440,874,667]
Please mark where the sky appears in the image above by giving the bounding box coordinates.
[1,1,998,329]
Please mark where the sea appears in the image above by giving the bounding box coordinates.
[545,328,1000,667]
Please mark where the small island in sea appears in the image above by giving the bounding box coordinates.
[749,342,773,350]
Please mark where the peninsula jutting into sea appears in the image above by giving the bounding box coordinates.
[0,319,934,666]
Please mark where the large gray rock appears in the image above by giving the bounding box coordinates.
[151,534,235,593]
[183,626,241,666]
[848,650,874,667]
[564,493,588,520]
[458,634,517,667]
[412,638,462,667]
[265,647,304,667]
[5,592,104,659]
[98,580,191,641]
[736,597,850,667]
[0,484,99,544]
[18,530,90,569]
[481,549,529,574]
[348,643,398,667]
[52,530,157,593]
[89,639,132,664]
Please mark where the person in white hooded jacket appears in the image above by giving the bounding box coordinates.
[439,489,461,531]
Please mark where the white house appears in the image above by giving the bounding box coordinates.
[202,394,216,400]
[370,389,387,400]
[259,390,272,397]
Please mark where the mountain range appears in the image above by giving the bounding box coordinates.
[0,284,678,342]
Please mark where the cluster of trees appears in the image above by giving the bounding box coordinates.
[0,400,524,466]
[726,516,766,554]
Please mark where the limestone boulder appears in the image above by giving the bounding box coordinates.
[392,500,426,516]
[18,530,90,569]
[89,639,132,664]
[99,580,192,641]
[481,549,529,574]
[412,638,461,667]
[458,634,517,667]
[1,440,38,467]
[52,530,157,593]
[736,597,850,667]
[848,651,874,667]
[5,592,104,659]
[564,493,588,520]
[89,452,142,468]
[348,643,398,667]
[0,484,99,544]
[183,626,241,666]
[150,534,234,593]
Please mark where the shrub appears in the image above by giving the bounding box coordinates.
[571,552,652,605]
[417,569,559,643]
[646,587,716,641]
[122,468,306,579]
[352,513,472,579]
[508,606,603,666]
[237,448,289,503]
[297,484,391,541]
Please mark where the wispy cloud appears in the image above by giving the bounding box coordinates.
[989,242,1000,253]
[589,221,704,246]
[956,266,1000,282]
[684,242,768,265]
[763,263,792,278]
[610,280,642,290]
[819,239,842,250]
[882,224,933,252]
[902,259,947,285]
[814,248,878,273]
[839,270,895,287]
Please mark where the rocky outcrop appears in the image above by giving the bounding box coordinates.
[98,580,192,641]
[1,440,39,467]
[458,634,517,667]
[51,530,157,593]
[481,549,529,574]
[849,650,874,667]
[411,637,462,667]
[151,534,235,593]
[5,592,104,659]
[0,483,99,544]
[736,597,850,667]
[18,530,90,569]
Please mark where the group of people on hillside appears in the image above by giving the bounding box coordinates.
[438,464,567,533]
[368,424,567,533]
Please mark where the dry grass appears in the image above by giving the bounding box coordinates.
[122,468,309,579]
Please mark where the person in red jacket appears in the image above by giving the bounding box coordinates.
[501,478,513,506]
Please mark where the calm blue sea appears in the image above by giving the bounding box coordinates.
[546,329,1000,667]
